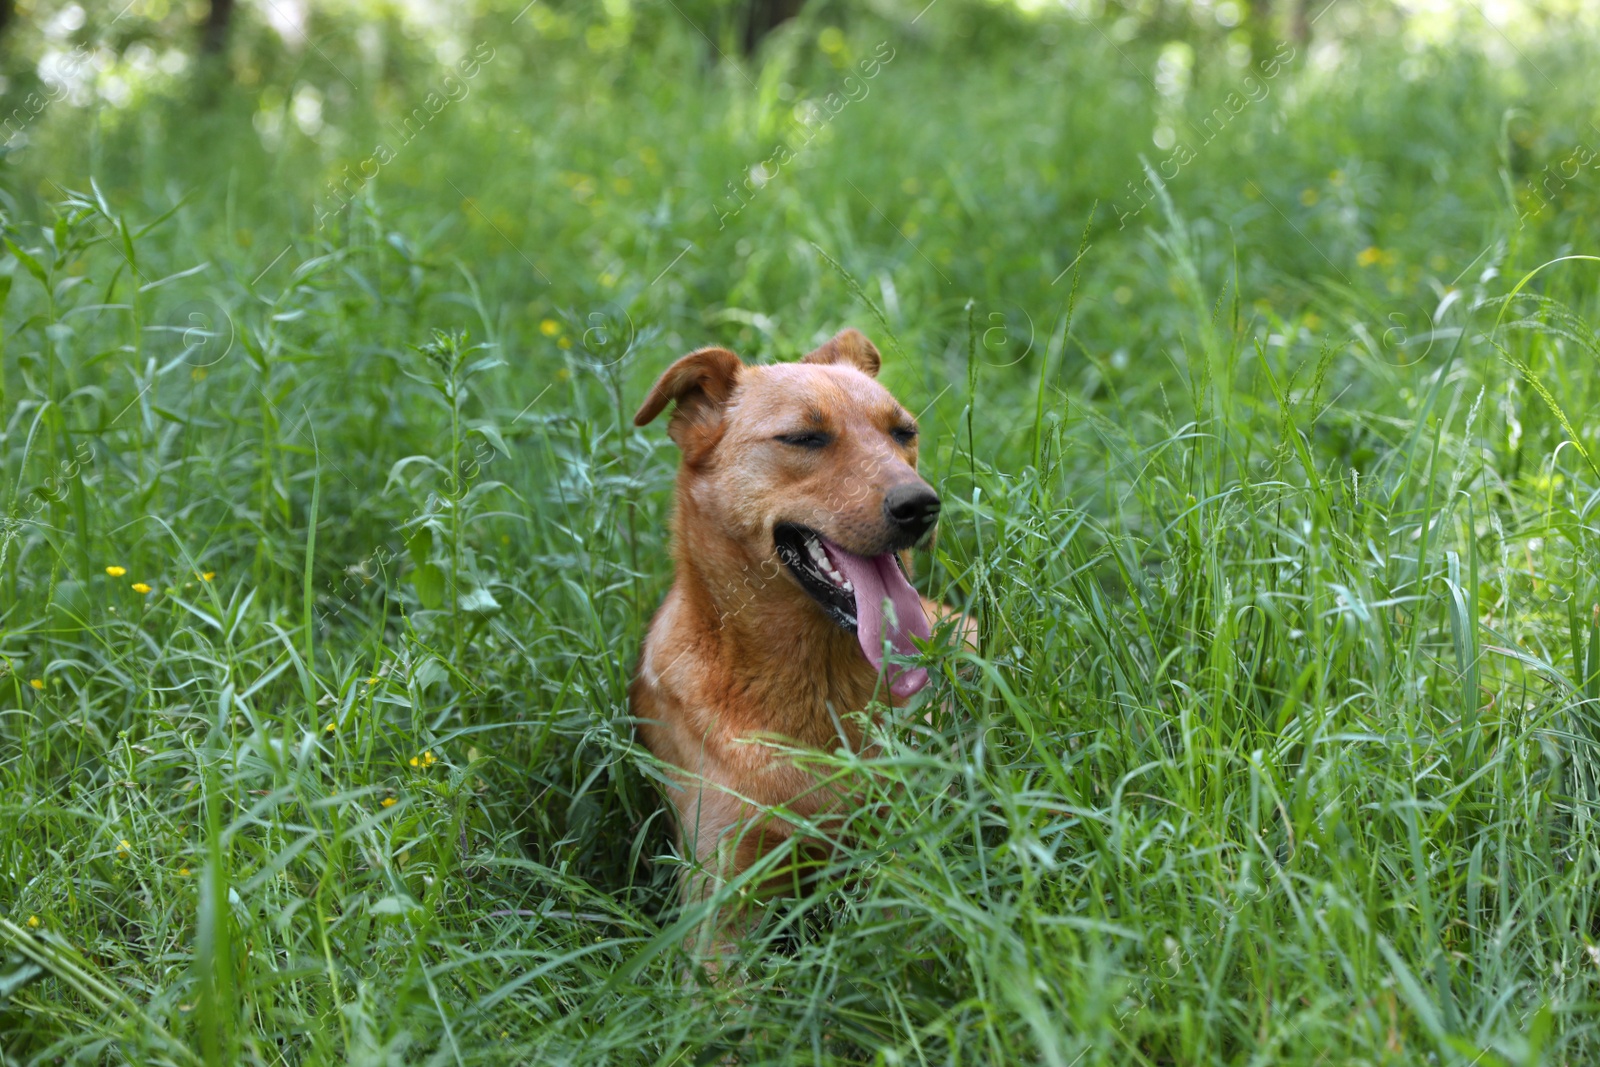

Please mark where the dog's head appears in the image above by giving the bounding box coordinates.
[635,328,936,697]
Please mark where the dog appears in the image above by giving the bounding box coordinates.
[630,327,972,971]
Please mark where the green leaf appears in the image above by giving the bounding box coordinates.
[1588,601,1600,706]
[472,422,511,459]
[369,895,420,916]
[465,355,506,377]
[0,955,45,1002]
[138,261,211,293]
[117,217,138,276]
[89,176,113,218]
[411,562,445,609]
[457,587,501,618]
[5,238,47,285]
[407,526,433,569]
[412,656,448,691]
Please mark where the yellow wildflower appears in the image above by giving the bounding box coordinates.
[324,721,336,734]
[539,319,560,336]
[29,679,44,690]
[366,677,378,686]
[27,915,40,928]
[106,565,127,577]
[557,336,572,349]
[117,839,131,857]
[178,867,190,877]
[132,583,152,594]
[1357,246,1384,268]
[200,572,214,582]
[381,797,397,808]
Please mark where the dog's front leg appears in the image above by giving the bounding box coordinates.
[678,787,792,981]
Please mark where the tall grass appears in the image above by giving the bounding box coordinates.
[2,4,1600,1063]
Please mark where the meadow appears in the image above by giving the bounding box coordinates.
[2,1,1600,1062]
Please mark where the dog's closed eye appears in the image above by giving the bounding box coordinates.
[890,425,918,446]
[774,431,832,449]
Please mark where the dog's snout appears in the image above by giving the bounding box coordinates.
[883,483,940,540]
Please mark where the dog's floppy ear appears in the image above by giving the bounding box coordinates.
[633,346,744,462]
[802,328,881,377]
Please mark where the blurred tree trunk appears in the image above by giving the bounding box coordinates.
[741,0,804,55]
[1290,0,1311,44]
[0,0,13,43]
[1242,0,1314,67]
[1247,0,1311,54]
[1245,0,1274,63]
[201,0,234,55]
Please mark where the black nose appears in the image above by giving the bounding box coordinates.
[883,483,941,540]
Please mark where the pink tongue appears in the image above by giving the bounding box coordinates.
[822,539,931,699]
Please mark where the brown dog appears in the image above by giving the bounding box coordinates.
[630,327,969,969]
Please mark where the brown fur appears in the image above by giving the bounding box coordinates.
[630,328,973,971]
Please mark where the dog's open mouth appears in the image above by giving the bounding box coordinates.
[773,523,858,631]
[773,523,931,698]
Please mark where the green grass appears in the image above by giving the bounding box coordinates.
[3,1,1600,1062]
